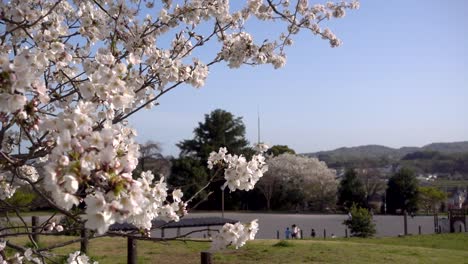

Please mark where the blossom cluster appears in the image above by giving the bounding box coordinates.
[67,251,97,264]
[0,165,39,199]
[38,102,186,233]
[0,242,41,264]
[44,221,64,232]
[208,146,268,192]
[210,219,259,251]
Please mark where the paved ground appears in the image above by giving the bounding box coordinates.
[7,212,463,240]
[151,212,454,239]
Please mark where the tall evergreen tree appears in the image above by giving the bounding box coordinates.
[177,109,249,162]
[172,109,250,210]
[338,168,367,209]
[386,167,419,214]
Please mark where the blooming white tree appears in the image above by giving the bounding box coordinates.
[0,0,357,262]
[259,153,337,211]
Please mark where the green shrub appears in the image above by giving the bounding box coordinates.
[273,240,294,247]
[343,204,376,238]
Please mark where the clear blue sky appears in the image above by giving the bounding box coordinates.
[129,0,468,156]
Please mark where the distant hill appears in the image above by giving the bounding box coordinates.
[303,141,468,169]
[422,142,468,153]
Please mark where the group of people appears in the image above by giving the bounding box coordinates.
[285,224,302,239]
[284,227,335,239]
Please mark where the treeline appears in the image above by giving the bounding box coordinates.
[400,151,468,176]
[132,109,452,214]
[11,109,454,214]
[165,109,334,211]
[138,109,338,211]
[315,150,468,179]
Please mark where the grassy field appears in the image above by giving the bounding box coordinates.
[5,233,468,263]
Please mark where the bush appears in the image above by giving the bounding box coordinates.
[273,240,294,247]
[343,204,376,238]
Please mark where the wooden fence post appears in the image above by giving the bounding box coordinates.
[276,230,279,239]
[323,229,326,239]
[31,216,39,244]
[201,251,212,264]
[127,237,137,264]
[80,228,88,254]
[418,225,421,235]
[403,211,408,235]
[345,228,348,238]
[300,229,303,239]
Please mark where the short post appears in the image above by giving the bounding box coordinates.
[177,227,181,237]
[438,225,441,233]
[80,228,88,254]
[323,229,326,239]
[300,229,303,239]
[31,216,39,244]
[201,252,212,264]
[276,230,279,239]
[403,211,408,235]
[221,189,225,219]
[418,225,421,235]
[127,237,137,264]
[345,228,348,238]
[161,228,165,238]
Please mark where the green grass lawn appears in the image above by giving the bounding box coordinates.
[6,233,468,264]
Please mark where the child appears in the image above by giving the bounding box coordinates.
[285,227,291,239]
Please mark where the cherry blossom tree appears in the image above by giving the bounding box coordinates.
[0,0,358,262]
[259,153,337,211]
